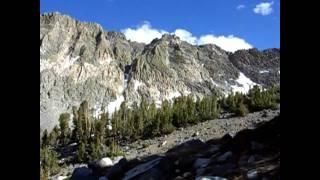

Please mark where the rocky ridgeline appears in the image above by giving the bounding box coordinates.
[66,114,280,180]
[40,12,280,131]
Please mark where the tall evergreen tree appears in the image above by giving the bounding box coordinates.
[41,129,50,148]
[40,147,60,178]
[160,100,175,134]
[186,96,198,124]
[80,101,92,143]
[77,141,86,163]
[71,106,81,142]
[49,125,60,147]
[210,96,220,119]
[58,113,71,145]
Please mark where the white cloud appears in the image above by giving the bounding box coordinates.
[122,22,253,52]
[253,1,274,16]
[237,5,245,10]
[172,29,197,45]
[198,35,252,52]
[121,22,168,44]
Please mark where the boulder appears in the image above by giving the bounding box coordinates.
[203,163,237,177]
[194,158,211,169]
[106,158,128,180]
[247,169,259,179]
[112,156,124,165]
[250,141,265,151]
[136,168,164,180]
[97,157,113,168]
[247,155,256,164]
[123,157,162,180]
[70,167,94,180]
[217,151,233,162]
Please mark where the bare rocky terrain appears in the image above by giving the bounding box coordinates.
[52,107,279,180]
[122,108,280,160]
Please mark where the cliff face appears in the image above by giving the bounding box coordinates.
[229,48,280,87]
[40,12,137,130]
[40,12,280,131]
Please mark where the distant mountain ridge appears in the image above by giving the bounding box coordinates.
[40,12,280,131]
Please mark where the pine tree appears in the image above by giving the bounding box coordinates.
[107,138,123,157]
[71,106,81,142]
[89,138,103,161]
[79,101,91,143]
[77,141,86,163]
[124,109,134,140]
[95,113,107,145]
[40,147,60,177]
[198,96,211,121]
[58,113,71,145]
[41,129,50,148]
[210,96,219,119]
[236,102,249,117]
[49,125,60,147]
[160,100,175,134]
[148,101,157,121]
[152,112,161,136]
[186,96,198,124]
[247,85,278,112]
[172,97,185,127]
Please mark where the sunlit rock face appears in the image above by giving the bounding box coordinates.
[40,12,280,131]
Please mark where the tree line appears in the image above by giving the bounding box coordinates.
[40,85,279,179]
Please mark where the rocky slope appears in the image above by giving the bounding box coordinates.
[50,108,279,180]
[40,12,280,131]
[122,108,280,160]
[65,111,280,180]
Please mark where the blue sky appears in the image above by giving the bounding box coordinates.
[40,0,280,52]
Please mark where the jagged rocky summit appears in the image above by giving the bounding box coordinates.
[40,12,280,131]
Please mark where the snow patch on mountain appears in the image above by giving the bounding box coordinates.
[231,72,257,94]
[133,80,145,90]
[167,91,181,100]
[107,95,125,114]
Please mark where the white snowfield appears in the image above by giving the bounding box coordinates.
[231,72,257,94]
[133,80,145,90]
[167,91,181,100]
[107,95,125,115]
